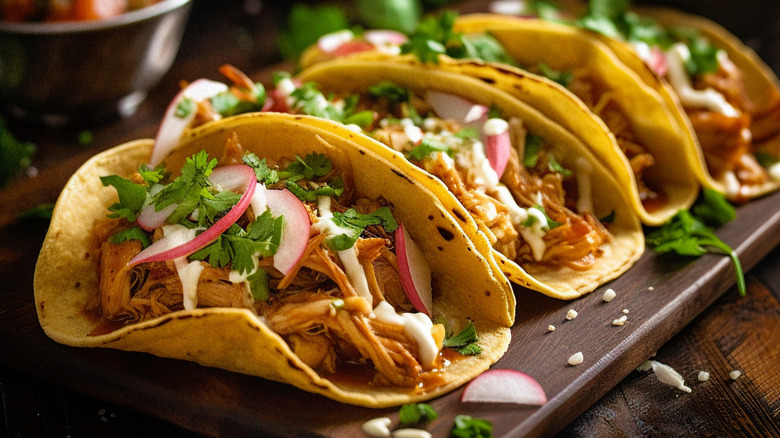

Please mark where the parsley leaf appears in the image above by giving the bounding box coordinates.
[443,320,482,355]
[398,403,438,426]
[452,415,493,438]
[522,134,544,168]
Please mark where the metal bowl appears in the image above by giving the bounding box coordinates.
[0,0,192,126]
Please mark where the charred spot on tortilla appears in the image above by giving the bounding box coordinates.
[437,227,454,241]
[391,168,413,184]
[358,150,365,155]
[451,208,467,223]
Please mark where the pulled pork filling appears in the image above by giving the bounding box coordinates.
[96,138,450,388]
[335,85,612,272]
[666,45,780,201]
[565,69,661,206]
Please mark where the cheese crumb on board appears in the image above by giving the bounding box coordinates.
[568,352,584,366]
[612,315,628,326]
[697,371,710,382]
[565,309,578,320]
[730,370,742,380]
[602,288,616,302]
[547,324,556,332]
[642,360,691,393]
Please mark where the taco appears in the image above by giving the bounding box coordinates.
[266,57,644,299]
[33,112,514,408]
[296,12,702,226]
[575,3,780,202]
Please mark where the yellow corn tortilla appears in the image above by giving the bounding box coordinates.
[450,14,702,226]
[595,5,780,200]
[33,112,514,408]
[294,57,645,299]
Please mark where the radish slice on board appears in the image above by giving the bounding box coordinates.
[129,164,257,265]
[395,223,433,316]
[424,91,489,125]
[265,189,311,275]
[461,369,547,405]
[483,119,512,178]
[150,79,229,167]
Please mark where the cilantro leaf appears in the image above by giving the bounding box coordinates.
[209,83,266,117]
[243,153,280,184]
[368,81,410,103]
[646,209,745,296]
[536,63,573,87]
[691,188,735,226]
[522,134,544,168]
[398,403,438,426]
[109,227,151,248]
[326,206,398,251]
[100,175,147,221]
[452,415,493,438]
[408,138,453,161]
[443,320,482,355]
[247,268,270,301]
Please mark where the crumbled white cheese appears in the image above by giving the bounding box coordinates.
[547,324,556,332]
[698,371,710,382]
[565,309,579,320]
[612,315,628,326]
[361,417,391,437]
[637,360,653,372]
[602,288,616,302]
[648,286,655,291]
[568,352,584,366]
[649,360,691,393]
[622,308,630,314]
[730,370,742,380]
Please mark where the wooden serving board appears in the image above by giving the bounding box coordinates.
[1,147,779,437]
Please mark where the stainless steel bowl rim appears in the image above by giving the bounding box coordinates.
[0,0,192,35]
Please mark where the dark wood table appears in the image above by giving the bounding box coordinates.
[2,1,779,437]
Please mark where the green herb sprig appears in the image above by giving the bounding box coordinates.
[646,189,745,296]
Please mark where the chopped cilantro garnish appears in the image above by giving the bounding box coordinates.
[755,151,779,169]
[536,63,574,87]
[109,227,151,248]
[175,97,197,118]
[408,138,453,161]
[546,154,572,177]
[209,83,266,117]
[452,415,493,438]
[522,134,544,168]
[368,81,410,103]
[100,175,147,222]
[245,152,345,202]
[326,206,398,251]
[398,403,438,426]
[646,190,744,296]
[523,205,561,230]
[401,10,516,65]
[247,268,270,301]
[152,151,218,224]
[443,320,482,355]
[242,153,280,184]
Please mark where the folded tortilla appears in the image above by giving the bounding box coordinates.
[449,14,702,225]
[592,5,780,202]
[292,57,644,299]
[33,112,514,408]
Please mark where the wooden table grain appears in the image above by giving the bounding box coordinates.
[1,1,779,437]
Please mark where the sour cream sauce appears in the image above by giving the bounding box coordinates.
[665,43,739,116]
[161,224,205,310]
[452,118,551,261]
[312,195,373,305]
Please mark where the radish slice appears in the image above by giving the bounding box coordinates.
[483,119,512,178]
[317,29,355,53]
[461,369,547,405]
[648,46,668,77]
[424,91,489,126]
[331,39,376,57]
[395,222,433,316]
[129,164,257,265]
[363,29,408,47]
[265,189,311,275]
[150,79,229,167]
